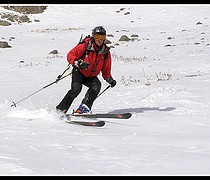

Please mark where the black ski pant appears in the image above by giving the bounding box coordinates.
[56,69,101,113]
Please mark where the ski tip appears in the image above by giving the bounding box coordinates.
[85,120,105,127]
[101,121,106,126]
[125,113,132,118]
[94,121,105,127]
[66,120,105,127]
[116,113,132,119]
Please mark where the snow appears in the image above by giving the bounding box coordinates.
[1,4,210,175]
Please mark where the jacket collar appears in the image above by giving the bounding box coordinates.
[87,41,109,54]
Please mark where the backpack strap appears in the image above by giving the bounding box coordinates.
[98,45,110,60]
[78,35,92,59]
[104,52,108,60]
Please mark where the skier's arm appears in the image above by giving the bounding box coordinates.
[67,43,86,65]
[101,51,112,80]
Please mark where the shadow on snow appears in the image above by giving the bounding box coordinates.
[108,107,176,114]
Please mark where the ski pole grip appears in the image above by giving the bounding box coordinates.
[56,75,62,83]
[57,75,61,79]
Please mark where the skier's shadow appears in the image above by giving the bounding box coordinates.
[108,107,176,114]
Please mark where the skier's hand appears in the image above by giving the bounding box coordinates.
[106,77,117,88]
[75,59,89,70]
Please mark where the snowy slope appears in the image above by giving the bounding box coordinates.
[0,4,210,175]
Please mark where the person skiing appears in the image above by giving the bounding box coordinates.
[56,26,116,114]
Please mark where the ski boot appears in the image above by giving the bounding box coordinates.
[74,103,91,114]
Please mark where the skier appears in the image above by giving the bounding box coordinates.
[56,26,116,114]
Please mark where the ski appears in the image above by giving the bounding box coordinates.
[66,112,132,119]
[66,120,105,127]
[63,113,131,127]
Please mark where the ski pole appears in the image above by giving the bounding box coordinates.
[96,85,111,99]
[11,70,73,108]
[55,64,71,82]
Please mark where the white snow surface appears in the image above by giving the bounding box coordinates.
[1,4,210,175]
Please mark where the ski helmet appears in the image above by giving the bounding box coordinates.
[92,26,106,35]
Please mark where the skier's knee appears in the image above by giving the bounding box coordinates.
[70,83,82,97]
[91,81,101,94]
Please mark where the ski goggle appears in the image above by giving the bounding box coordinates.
[93,34,106,41]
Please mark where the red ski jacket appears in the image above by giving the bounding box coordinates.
[67,37,112,80]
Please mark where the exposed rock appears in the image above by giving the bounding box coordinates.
[164,44,176,47]
[18,15,30,23]
[196,22,202,25]
[104,39,111,44]
[167,36,174,40]
[49,50,58,54]
[131,34,139,37]
[107,34,114,37]
[0,41,11,48]
[2,6,47,14]
[0,19,11,26]
[114,43,120,46]
[119,35,131,42]
[0,6,47,25]
[0,12,31,24]
[124,12,130,15]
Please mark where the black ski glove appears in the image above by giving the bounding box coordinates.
[75,59,89,70]
[106,77,117,88]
